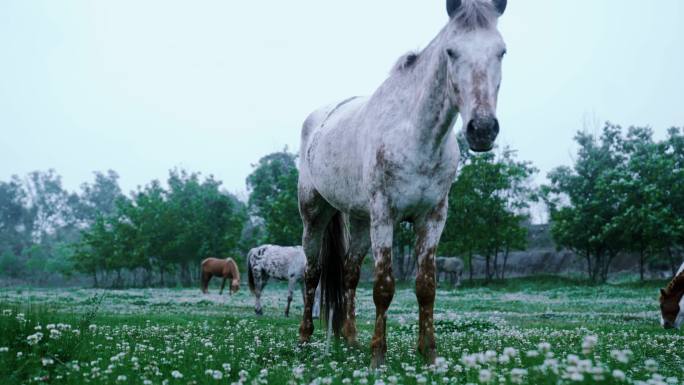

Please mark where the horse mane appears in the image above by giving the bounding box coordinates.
[390,0,498,75]
[391,51,420,73]
[226,258,240,281]
[452,0,499,31]
[664,270,684,296]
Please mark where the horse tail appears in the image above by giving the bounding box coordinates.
[247,251,256,294]
[320,211,348,336]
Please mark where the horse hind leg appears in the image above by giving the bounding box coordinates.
[311,281,321,319]
[342,217,370,347]
[298,187,336,344]
[285,275,297,317]
[201,272,211,294]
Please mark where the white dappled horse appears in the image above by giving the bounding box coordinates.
[297,0,508,367]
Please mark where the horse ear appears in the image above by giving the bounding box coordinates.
[447,0,462,18]
[492,0,507,15]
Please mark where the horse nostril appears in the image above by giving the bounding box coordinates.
[466,119,476,135]
[468,118,498,137]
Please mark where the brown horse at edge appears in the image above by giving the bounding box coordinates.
[201,258,240,295]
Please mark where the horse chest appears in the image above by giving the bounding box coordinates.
[373,140,459,215]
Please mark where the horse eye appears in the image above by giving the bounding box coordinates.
[446,49,458,60]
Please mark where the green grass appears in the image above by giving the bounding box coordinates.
[0,277,683,384]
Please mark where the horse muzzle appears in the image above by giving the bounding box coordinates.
[466,116,499,152]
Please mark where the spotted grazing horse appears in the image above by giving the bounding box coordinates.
[436,257,464,287]
[659,261,684,329]
[248,245,320,317]
[297,0,508,367]
[200,258,240,295]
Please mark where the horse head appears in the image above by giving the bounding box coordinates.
[445,0,507,152]
[659,287,684,329]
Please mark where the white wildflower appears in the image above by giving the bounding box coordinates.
[582,335,598,354]
[479,369,492,383]
[612,369,626,381]
[503,347,518,357]
[27,332,43,346]
[293,366,305,379]
[510,368,527,384]
[645,359,659,373]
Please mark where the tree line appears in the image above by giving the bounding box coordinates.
[0,124,682,286]
[543,124,684,282]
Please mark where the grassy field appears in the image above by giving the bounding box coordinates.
[1,278,682,385]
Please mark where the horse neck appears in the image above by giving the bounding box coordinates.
[666,271,684,299]
[399,26,459,151]
[226,260,238,279]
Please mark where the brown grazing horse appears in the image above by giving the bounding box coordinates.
[201,258,240,295]
[659,261,684,329]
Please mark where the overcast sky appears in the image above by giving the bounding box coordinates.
[1,1,683,201]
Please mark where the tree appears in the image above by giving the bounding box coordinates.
[542,123,627,283]
[440,148,536,282]
[74,169,247,287]
[610,127,675,279]
[246,149,302,246]
[662,127,684,273]
[76,170,124,226]
[23,170,76,243]
[0,176,34,257]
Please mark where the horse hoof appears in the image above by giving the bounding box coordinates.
[346,338,361,349]
[255,309,263,316]
[419,348,437,364]
[370,352,385,369]
[298,335,311,346]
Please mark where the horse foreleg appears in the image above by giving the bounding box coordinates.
[219,277,227,295]
[252,269,266,315]
[369,210,394,369]
[414,199,447,364]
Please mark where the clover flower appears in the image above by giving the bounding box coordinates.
[27,332,43,346]
[612,369,626,381]
[478,369,492,383]
[510,368,527,384]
